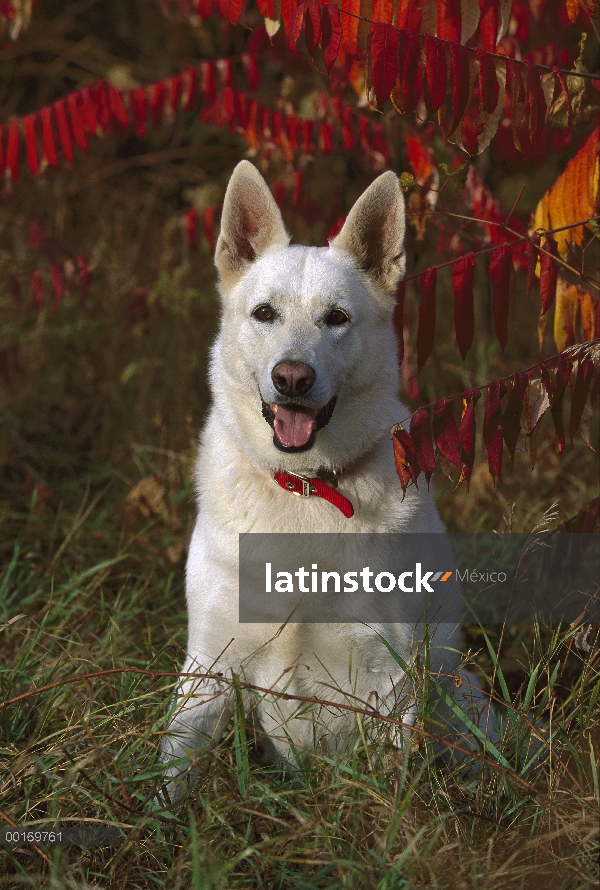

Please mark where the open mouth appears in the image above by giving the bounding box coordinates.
[261,397,337,453]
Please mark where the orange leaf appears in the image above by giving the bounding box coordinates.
[532,126,599,259]
[397,0,422,30]
[579,289,596,341]
[554,277,579,353]
[437,0,461,42]
[372,0,393,23]
[341,0,360,56]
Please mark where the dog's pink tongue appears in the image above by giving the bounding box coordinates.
[273,406,316,447]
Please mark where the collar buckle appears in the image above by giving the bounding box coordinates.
[284,472,316,497]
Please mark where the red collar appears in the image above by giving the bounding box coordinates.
[273,470,354,519]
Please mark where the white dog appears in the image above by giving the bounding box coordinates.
[160,162,484,799]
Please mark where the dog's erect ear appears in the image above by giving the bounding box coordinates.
[330,171,406,292]
[215,161,289,288]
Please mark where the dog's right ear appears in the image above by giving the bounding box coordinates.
[215,161,289,289]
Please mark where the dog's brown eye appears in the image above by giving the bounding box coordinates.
[253,305,275,322]
[325,309,349,326]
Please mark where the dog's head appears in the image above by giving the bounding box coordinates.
[210,161,406,473]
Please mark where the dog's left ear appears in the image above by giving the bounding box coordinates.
[330,171,406,293]
[215,160,289,290]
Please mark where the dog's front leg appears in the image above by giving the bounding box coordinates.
[158,664,233,804]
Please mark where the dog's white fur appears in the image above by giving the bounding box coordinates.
[160,162,483,798]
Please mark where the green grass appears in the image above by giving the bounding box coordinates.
[0,441,598,887]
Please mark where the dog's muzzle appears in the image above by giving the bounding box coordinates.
[261,397,337,453]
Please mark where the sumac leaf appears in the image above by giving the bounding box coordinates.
[23,114,38,176]
[392,423,421,495]
[218,0,244,25]
[478,0,498,53]
[579,289,595,342]
[304,0,321,54]
[242,53,261,90]
[235,91,250,129]
[437,0,461,42]
[168,73,184,112]
[372,0,393,24]
[218,58,234,89]
[447,41,471,137]
[321,3,342,71]
[524,60,546,150]
[302,118,314,153]
[489,244,514,352]
[182,66,199,110]
[484,379,504,483]
[395,29,422,113]
[423,34,447,113]
[417,267,437,372]
[40,106,58,168]
[369,22,398,105]
[397,0,422,30]
[458,388,481,489]
[539,360,555,403]
[569,356,594,445]
[477,49,499,115]
[539,233,558,314]
[91,82,111,132]
[452,252,476,360]
[551,351,572,454]
[410,407,436,484]
[131,87,148,138]
[509,59,529,153]
[288,1,308,54]
[432,397,461,468]
[68,93,88,153]
[392,433,414,498]
[80,85,98,134]
[108,82,130,128]
[53,100,73,164]
[150,81,167,127]
[222,86,236,125]
[552,66,573,129]
[256,0,274,15]
[6,118,20,181]
[525,232,540,297]
[319,121,333,153]
[287,114,300,151]
[554,277,578,353]
[341,0,360,57]
[200,61,216,103]
[502,370,528,464]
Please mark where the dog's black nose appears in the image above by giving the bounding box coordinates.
[271,361,316,398]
